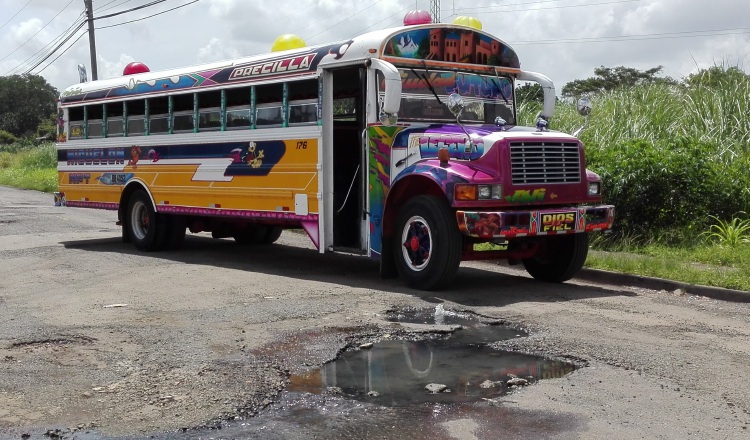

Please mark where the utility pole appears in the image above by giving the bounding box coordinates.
[430,0,440,23]
[84,0,98,80]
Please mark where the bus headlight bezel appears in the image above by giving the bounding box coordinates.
[588,182,601,196]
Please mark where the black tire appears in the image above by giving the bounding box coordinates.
[121,221,132,244]
[260,226,283,244]
[163,215,186,250]
[126,190,166,251]
[522,233,589,283]
[379,237,398,279]
[393,196,462,290]
[233,224,268,245]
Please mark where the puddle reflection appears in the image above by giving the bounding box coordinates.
[290,309,574,406]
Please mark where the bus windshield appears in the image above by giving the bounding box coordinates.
[380,69,515,124]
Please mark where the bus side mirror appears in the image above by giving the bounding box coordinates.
[576,97,592,116]
[572,97,593,137]
[368,58,401,124]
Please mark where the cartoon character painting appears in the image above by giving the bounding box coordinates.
[56,108,67,143]
[242,141,265,168]
[127,146,142,168]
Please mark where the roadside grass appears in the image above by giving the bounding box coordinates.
[0,142,58,192]
[585,243,750,291]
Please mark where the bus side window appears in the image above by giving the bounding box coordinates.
[226,86,252,129]
[68,107,84,139]
[287,79,318,125]
[288,100,317,125]
[198,90,222,131]
[149,97,169,134]
[127,100,146,136]
[255,83,283,128]
[87,105,104,138]
[106,103,123,137]
[226,107,251,128]
[256,104,283,127]
[172,93,194,133]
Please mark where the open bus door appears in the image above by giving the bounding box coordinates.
[321,66,368,254]
[321,59,401,256]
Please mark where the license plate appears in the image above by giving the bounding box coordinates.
[539,211,577,233]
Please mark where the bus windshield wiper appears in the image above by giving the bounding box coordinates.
[492,71,509,105]
[411,61,443,104]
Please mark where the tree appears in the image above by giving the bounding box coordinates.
[561,65,675,98]
[0,74,58,138]
[683,65,749,88]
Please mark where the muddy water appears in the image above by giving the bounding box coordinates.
[11,308,577,439]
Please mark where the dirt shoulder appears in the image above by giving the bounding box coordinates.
[1,186,749,438]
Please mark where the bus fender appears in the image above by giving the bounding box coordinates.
[118,179,154,223]
[381,165,465,239]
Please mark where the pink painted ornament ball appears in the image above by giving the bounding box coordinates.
[403,10,432,26]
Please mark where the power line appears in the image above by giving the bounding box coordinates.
[95,0,169,21]
[5,16,88,75]
[37,31,89,75]
[96,0,200,29]
[304,0,387,42]
[15,0,201,76]
[445,0,640,19]
[450,0,567,13]
[0,0,34,33]
[22,20,88,74]
[240,0,384,55]
[512,27,750,45]
[95,0,135,13]
[0,0,79,64]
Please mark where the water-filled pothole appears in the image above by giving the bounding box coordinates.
[2,308,579,439]
[289,306,574,406]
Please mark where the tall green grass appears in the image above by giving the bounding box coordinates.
[517,67,750,289]
[521,68,750,160]
[519,67,750,243]
[0,141,58,192]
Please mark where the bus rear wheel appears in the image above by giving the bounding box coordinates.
[261,226,283,244]
[233,224,268,245]
[127,190,166,251]
[163,215,186,250]
[522,233,589,282]
[393,196,462,290]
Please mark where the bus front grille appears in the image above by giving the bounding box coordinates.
[509,141,581,185]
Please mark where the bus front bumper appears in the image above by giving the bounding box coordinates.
[457,205,615,239]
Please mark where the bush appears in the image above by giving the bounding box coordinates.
[0,130,17,145]
[588,137,749,238]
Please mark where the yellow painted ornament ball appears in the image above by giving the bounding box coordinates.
[271,34,307,52]
[452,16,482,30]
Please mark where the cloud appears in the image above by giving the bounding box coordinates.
[98,53,136,81]
[196,38,240,64]
[1,0,747,95]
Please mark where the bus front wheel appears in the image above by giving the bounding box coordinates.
[522,233,589,282]
[393,196,462,290]
[127,190,166,251]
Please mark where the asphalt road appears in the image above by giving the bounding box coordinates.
[1,185,749,439]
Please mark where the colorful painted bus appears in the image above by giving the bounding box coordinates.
[55,14,614,290]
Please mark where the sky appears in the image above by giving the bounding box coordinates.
[0,0,748,95]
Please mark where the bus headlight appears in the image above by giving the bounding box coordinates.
[588,182,601,196]
[478,184,502,200]
[455,184,502,201]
